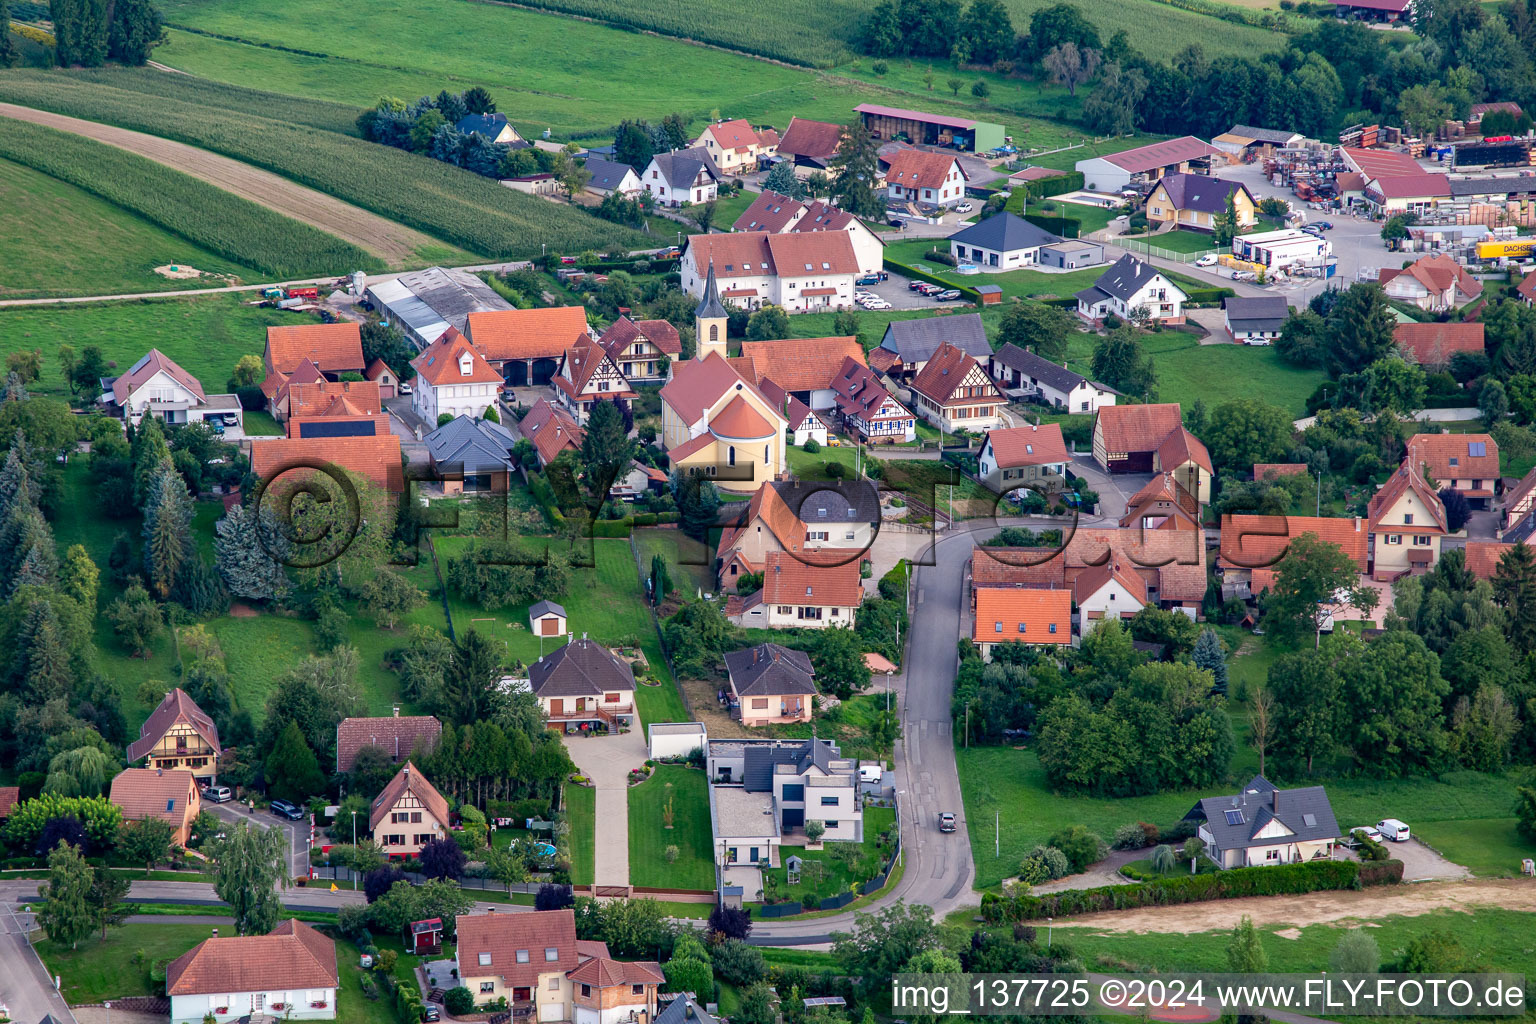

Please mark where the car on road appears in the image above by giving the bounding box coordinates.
[1341,826,1383,849]
[1376,818,1411,842]
[887,217,905,228]
[1232,270,1258,282]
[1314,221,1334,231]
[205,785,233,803]
[935,289,963,301]
[955,201,973,213]
[1195,254,1218,267]
[938,812,957,832]
[269,798,304,821]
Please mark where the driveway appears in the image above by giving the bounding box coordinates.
[0,900,78,1024]
[562,727,647,889]
[206,801,310,881]
[1368,839,1472,882]
[1031,849,1147,893]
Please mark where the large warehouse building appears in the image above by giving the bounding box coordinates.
[854,103,1004,153]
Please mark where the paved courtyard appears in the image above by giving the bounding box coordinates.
[562,725,647,888]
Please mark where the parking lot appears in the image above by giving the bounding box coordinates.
[857,272,955,310]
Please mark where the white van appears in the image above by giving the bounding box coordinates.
[859,764,883,785]
[1375,818,1411,842]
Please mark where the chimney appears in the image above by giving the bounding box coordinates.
[212,927,219,938]
[487,906,496,914]
[393,705,400,717]
[772,649,780,663]
[1272,789,1278,812]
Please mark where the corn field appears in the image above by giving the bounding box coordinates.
[0,70,653,259]
[0,115,381,277]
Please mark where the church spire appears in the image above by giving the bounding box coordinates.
[694,257,728,361]
[695,258,727,321]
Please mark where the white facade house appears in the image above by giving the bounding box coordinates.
[102,349,243,430]
[680,232,860,313]
[1073,562,1147,633]
[1193,775,1339,870]
[732,191,886,275]
[883,148,969,208]
[166,920,338,1024]
[987,343,1117,415]
[641,148,720,207]
[1075,255,1188,326]
[947,212,1061,269]
[409,327,503,424]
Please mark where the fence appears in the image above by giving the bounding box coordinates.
[1113,236,1221,264]
[424,535,454,640]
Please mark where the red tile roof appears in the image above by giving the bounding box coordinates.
[554,335,630,397]
[1073,560,1148,604]
[883,148,964,191]
[778,117,843,160]
[710,395,775,439]
[566,957,665,988]
[686,233,774,279]
[1156,427,1213,474]
[0,786,18,819]
[1341,147,1424,180]
[521,398,584,466]
[457,909,579,988]
[970,546,1067,589]
[1095,403,1184,455]
[1367,462,1447,531]
[1518,269,1536,305]
[265,323,364,375]
[984,424,1069,468]
[1119,471,1199,527]
[599,317,681,359]
[249,433,405,492]
[738,337,865,393]
[1365,173,1451,200]
[112,349,205,405]
[760,550,864,607]
[369,761,450,831]
[1394,322,1485,365]
[1463,541,1515,580]
[365,358,397,383]
[1218,514,1369,577]
[734,191,804,233]
[706,119,770,152]
[831,356,907,421]
[1100,136,1215,173]
[127,687,220,763]
[167,920,338,996]
[972,587,1071,645]
[910,342,998,405]
[336,715,442,773]
[661,352,766,425]
[413,327,504,387]
[109,768,199,829]
[288,380,383,419]
[1379,254,1483,303]
[1407,432,1500,487]
[465,307,590,362]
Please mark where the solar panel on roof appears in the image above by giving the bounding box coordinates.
[299,420,378,438]
[1224,809,1245,825]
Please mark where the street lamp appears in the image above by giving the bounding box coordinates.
[351,810,360,891]
[1047,917,1053,949]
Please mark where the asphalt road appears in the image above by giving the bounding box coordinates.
[206,801,310,881]
[0,898,78,1024]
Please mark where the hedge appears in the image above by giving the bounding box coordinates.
[980,858,1401,922]
[1023,212,1082,240]
[526,473,567,525]
[1185,287,1237,303]
[1016,170,1084,200]
[591,518,633,538]
[883,257,981,305]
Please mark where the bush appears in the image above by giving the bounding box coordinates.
[1111,822,1151,850]
[710,939,766,985]
[824,461,846,479]
[708,903,752,940]
[927,250,959,267]
[444,988,476,1015]
[802,438,821,453]
[1047,825,1104,873]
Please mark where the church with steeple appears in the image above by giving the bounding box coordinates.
[694,259,728,362]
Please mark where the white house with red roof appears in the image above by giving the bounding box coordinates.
[978,423,1070,493]
[692,118,778,174]
[732,191,885,274]
[681,231,860,312]
[906,341,1005,432]
[1379,254,1484,312]
[410,327,504,424]
[597,316,681,383]
[1367,462,1447,580]
[101,349,243,431]
[551,336,636,424]
[883,147,968,208]
[1073,561,1148,632]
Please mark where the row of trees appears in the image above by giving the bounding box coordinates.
[49,0,163,67]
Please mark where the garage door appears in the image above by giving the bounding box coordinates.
[782,808,804,829]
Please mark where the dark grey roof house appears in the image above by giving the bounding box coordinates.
[947,212,1061,257]
[741,737,842,791]
[877,312,991,371]
[772,480,881,526]
[1074,254,1184,308]
[423,415,518,477]
[1223,296,1291,339]
[585,157,640,195]
[455,113,529,148]
[650,147,721,191]
[1187,774,1340,869]
[528,638,636,699]
[656,994,718,1024]
[988,344,1088,397]
[724,643,818,699]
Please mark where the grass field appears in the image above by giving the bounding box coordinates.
[787,306,1007,352]
[627,765,716,890]
[0,156,270,299]
[713,189,761,230]
[1410,817,1532,879]
[1123,228,1223,254]
[566,783,596,885]
[0,116,379,279]
[764,805,896,907]
[0,70,648,260]
[635,527,715,597]
[0,294,298,403]
[956,746,1530,889]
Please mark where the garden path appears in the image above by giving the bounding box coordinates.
[562,727,647,889]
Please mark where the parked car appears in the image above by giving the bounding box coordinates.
[1315,221,1334,231]
[222,413,240,426]
[865,300,892,310]
[205,785,233,803]
[1375,818,1411,842]
[955,201,973,214]
[1195,254,1218,267]
[558,255,577,265]
[1232,270,1258,282]
[938,812,957,832]
[935,289,963,301]
[210,421,225,435]
[827,437,842,447]
[1341,826,1382,849]
[887,217,905,228]
[908,279,926,291]
[269,799,304,821]
[423,1008,441,1023]
[859,764,883,784]
[398,382,413,395]
[856,273,882,286]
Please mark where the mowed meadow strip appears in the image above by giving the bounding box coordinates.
[0,116,380,278]
[0,71,654,259]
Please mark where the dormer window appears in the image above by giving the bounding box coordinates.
[459,354,473,377]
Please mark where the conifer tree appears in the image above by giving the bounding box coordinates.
[141,462,195,601]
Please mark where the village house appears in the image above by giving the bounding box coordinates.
[583,157,642,198]
[410,327,504,424]
[986,344,1117,414]
[723,643,818,725]
[1379,254,1484,312]
[830,356,916,443]
[454,908,579,1011]
[758,378,830,447]
[977,423,1071,494]
[248,431,405,493]
[1076,255,1188,326]
[423,414,519,493]
[1061,527,1207,618]
[365,358,401,399]
[369,762,449,859]
[732,191,885,275]
[552,335,637,424]
[971,587,1071,661]
[1218,514,1369,598]
[1463,541,1516,581]
[715,480,874,584]
[969,546,1068,601]
[336,713,443,774]
[521,398,584,468]
[1074,136,1216,194]
[733,336,866,417]
[109,768,202,846]
[1073,561,1148,632]
[872,313,991,380]
[907,341,1005,433]
[99,349,243,430]
[598,316,681,383]
[641,148,721,207]
[776,117,843,176]
[883,147,968,208]
[947,212,1061,269]
[731,551,864,629]
[284,380,389,438]
[1517,269,1536,305]
[1504,468,1536,540]
[456,113,525,146]
[1363,173,1451,216]
[1367,462,1447,580]
[1119,471,1202,532]
[1407,432,1500,508]
[262,358,325,422]
[568,953,666,1024]
[464,306,592,387]
[263,323,366,383]
[1144,173,1257,233]
[693,118,778,175]
[127,688,221,784]
[1394,322,1485,368]
[527,637,637,733]
[1190,775,1339,869]
[167,919,338,1024]
[1092,403,1211,504]
[660,351,787,494]
[680,232,860,313]
[1223,296,1291,345]
[710,736,863,841]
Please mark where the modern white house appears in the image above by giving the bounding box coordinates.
[947,212,1061,269]
[583,157,643,198]
[640,148,720,207]
[166,920,338,1024]
[1075,255,1188,326]
[1222,296,1291,344]
[100,349,243,430]
[986,343,1118,414]
[1190,775,1339,869]
[409,327,504,423]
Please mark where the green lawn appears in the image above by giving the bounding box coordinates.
[627,765,715,890]
[36,922,211,1003]
[566,783,596,886]
[1120,228,1222,254]
[787,306,1008,353]
[764,806,896,908]
[243,410,283,435]
[0,294,299,402]
[714,188,760,230]
[1410,817,1533,878]
[635,526,715,598]
[0,155,266,299]
[1056,908,1536,977]
[957,746,1529,890]
[787,442,861,479]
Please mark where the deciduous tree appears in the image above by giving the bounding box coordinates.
[118,816,177,874]
[208,822,288,935]
[37,841,93,949]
